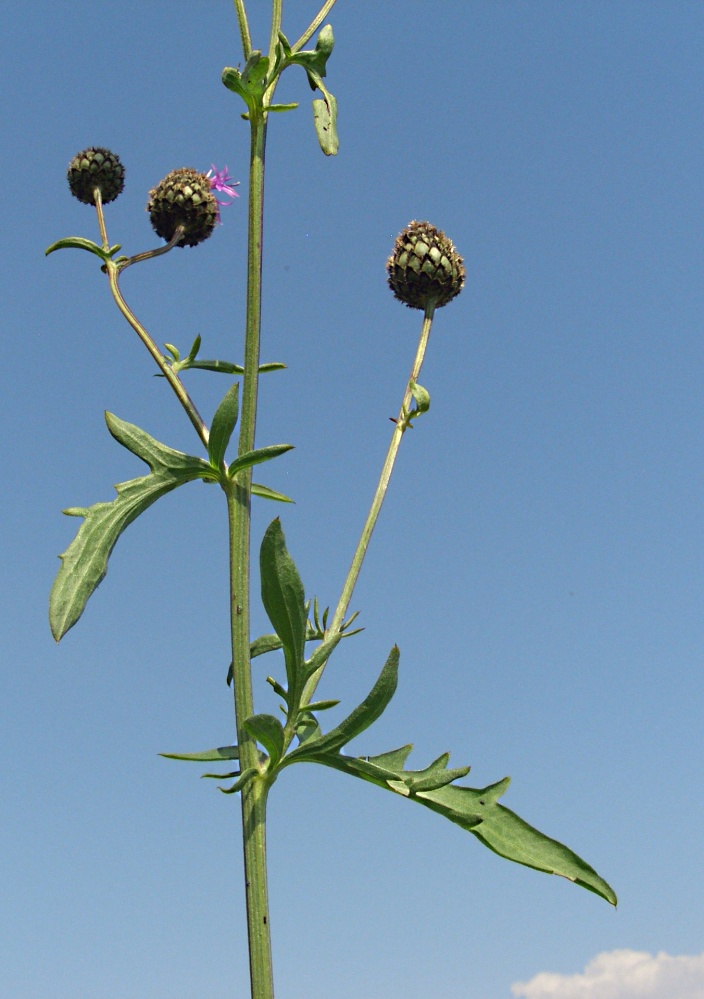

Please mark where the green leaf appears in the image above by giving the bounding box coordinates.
[208,382,240,468]
[222,66,255,110]
[220,767,259,794]
[312,92,339,156]
[50,413,212,641]
[277,29,292,58]
[289,24,334,81]
[409,380,430,415]
[302,699,339,712]
[295,713,322,746]
[286,741,616,905]
[228,443,293,479]
[160,746,239,762]
[287,646,399,761]
[243,713,285,769]
[242,52,270,92]
[188,359,245,375]
[251,633,284,659]
[45,236,119,260]
[267,103,299,113]
[252,483,294,503]
[304,630,342,677]
[260,519,308,708]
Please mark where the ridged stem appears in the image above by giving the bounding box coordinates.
[228,106,275,999]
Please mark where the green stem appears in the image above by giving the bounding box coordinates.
[93,188,109,250]
[234,0,253,58]
[229,106,275,999]
[302,302,437,704]
[268,0,283,62]
[292,0,338,52]
[105,262,210,450]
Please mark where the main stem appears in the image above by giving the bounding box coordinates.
[228,109,275,999]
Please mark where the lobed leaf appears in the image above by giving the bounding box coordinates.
[286,740,616,905]
[50,413,212,641]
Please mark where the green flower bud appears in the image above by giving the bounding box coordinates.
[67,147,125,205]
[386,221,465,310]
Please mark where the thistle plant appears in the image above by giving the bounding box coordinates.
[46,4,616,997]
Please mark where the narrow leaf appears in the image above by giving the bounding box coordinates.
[260,519,308,706]
[252,483,294,503]
[159,746,239,762]
[189,359,245,374]
[228,443,293,478]
[45,236,112,259]
[50,414,212,641]
[208,382,240,467]
[220,767,258,794]
[304,630,342,677]
[287,646,399,761]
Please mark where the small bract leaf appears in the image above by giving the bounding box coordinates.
[189,359,245,375]
[243,713,285,768]
[252,483,294,504]
[159,746,239,762]
[220,767,259,794]
[409,380,430,414]
[208,382,240,468]
[228,444,293,479]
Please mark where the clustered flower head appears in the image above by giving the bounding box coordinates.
[386,221,465,310]
[67,147,125,205]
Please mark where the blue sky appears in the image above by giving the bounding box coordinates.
[3,2,704,997]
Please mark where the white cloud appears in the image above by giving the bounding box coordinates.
[511,949,704,999]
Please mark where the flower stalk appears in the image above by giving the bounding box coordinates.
[302,302,436,705]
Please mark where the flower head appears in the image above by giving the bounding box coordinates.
[146,168,219,248]
[386,221,465,310]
